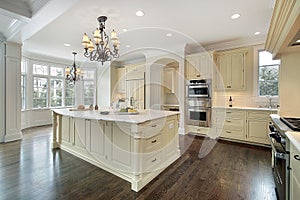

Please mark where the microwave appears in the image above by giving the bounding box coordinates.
[187,79,210,98]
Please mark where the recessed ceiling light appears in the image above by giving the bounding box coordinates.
[125,45,131,48]
[296,39,300,43]
[255,32,260,35]
[231,13,241,20]
[123,28,128,32]
[64,43,71,47]
[136,10,145,17]
[166,33,173,37]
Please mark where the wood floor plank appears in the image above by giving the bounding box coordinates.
[0,126,277,200]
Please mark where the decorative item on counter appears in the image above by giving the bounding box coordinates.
[229,96,233,107]
[95,105,99,110]
[89,104,94,110]
[77,105,85,110]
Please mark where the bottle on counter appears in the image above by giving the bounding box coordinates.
[229,96,233,107]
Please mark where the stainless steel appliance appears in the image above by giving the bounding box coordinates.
[187,98,211,127]
[268,114,300,200]
[187,79,210,98]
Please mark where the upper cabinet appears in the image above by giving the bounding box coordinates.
[185,52,213,80]
[163,67,177,94]
[215,48,247,91]
[126,63,145,80]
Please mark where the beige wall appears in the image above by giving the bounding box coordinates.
[279,51,300,117]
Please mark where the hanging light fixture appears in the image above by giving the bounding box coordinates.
[82,16,120,65]
[66,52,81,83]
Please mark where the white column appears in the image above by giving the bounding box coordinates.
[0,36,5,142]
[2,42,22,142]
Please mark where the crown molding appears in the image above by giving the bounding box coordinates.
[265,0,300,58]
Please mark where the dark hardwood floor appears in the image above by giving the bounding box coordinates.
[0,126,277,200]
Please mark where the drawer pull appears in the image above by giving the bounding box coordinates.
[226,120,231,122]
[152,158,157,163]
[226,131,231,133]
[226,112,231,114]
[151,124,157,128]
[294,155,300,161]
[227,86,231,88]
[151,139,157,143]
[196,74,200,77]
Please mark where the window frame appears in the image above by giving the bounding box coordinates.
[253,45,280,103]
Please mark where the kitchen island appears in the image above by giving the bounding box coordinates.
[52,108,180,192]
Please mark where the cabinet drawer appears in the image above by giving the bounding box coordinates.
[217,118,244,130]
[219,128,244,140]
[247,111,270,119]
[224,110,244,118]
[142,151,161,172]
[136,118,165,138]
[141,134,162,153]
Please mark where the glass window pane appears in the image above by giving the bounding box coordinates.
[33,64,48,75]
[33,77,48,108]
[258,51,279,96]
[259,51,280,66]
[51,67,64,77]
[83,80,94,105]
[83,70,95,79]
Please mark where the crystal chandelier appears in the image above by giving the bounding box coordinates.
[82,16,120,65]
[65,52,81,83]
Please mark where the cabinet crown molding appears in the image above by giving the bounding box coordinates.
[265,0,300,58]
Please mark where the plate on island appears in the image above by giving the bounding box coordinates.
[115,111,139,115]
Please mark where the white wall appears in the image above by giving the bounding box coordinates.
[21,110,52,129]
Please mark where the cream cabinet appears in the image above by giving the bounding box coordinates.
[213,108,276,145]
[117,67,126,93]
[163,67,177,94]
[185,52,213,80]
[246,110,275,144]
[216,109,245,140]
[290,142,300,200]
[126,63,145,80]
[55,112,180,192]
[216,49,247,90]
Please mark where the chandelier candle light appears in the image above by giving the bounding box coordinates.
[82,16,120,64]
[66,52,81,83]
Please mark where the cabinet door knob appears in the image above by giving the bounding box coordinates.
[152,158,157,163]
[227,86,231,88]
[294,155,300,161]
[151,124,157,127]
[196,74,200,77]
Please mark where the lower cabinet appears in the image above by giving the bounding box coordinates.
[213,108,276,145]
[58,114,180,192]
[290,142,300,200]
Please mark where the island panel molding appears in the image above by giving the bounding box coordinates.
[52,109,180,191]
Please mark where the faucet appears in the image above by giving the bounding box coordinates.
[266,95,272,108]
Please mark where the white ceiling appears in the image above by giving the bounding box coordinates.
[0,0,275,62]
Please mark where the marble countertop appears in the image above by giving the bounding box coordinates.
[162,104,180,107]
[212,106,278,112]
[52,108,179,124]
[286,131,300,152]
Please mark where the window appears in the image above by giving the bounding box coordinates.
[50,66,64,107]
[33,77,48,108]
[33,64,48,75]
[258,51,280,96]
[65,83,75,106]
[83,70,95,105]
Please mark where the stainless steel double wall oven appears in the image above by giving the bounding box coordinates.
[186,79,211,127]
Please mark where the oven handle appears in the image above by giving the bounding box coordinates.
[188,85,208,89]
[268,133,286,160]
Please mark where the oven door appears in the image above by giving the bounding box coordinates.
[187,107,211,127]
[187,85,209,98]
[268,133,289,200]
